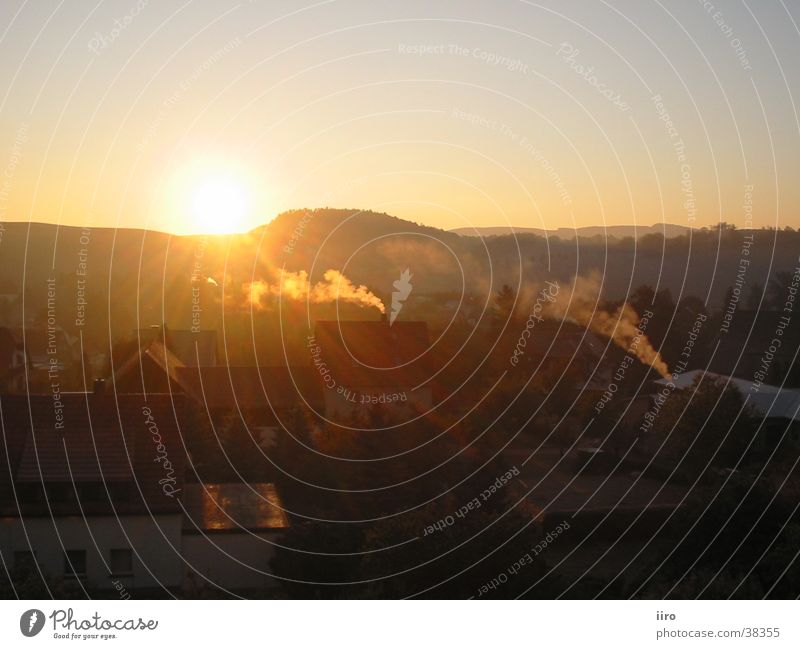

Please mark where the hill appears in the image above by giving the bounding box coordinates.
[450,223,694,239]
[0,210,797,364]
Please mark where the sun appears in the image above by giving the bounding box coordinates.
[191,175,250,234]
[165,156,262,234]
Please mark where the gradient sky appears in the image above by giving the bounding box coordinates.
[0,0,798,234]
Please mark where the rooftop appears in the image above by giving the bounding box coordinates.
[136,327,218,367]
[313,319,431,388]
[174,365,323,411]
[0,393,186,515]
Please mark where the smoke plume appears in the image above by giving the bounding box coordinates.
[548,274,670,379]
[247,268,385,313]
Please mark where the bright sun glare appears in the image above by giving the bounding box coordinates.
[191,176,250,234]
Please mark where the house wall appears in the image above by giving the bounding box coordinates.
[0,514,184,590]
[181,531,281,592]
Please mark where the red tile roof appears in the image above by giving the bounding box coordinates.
[313,320,431,388]
[173,366,323,411]
[136,328,218,367]
[16,421,133,482]
[113,339,193,393]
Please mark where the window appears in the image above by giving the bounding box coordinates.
[109,549,133,576]
[63,550,86,578]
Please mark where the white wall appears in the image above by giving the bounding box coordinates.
[0,514,184,591]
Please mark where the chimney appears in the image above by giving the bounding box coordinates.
[93,378,105,395]
[379,312,387,324]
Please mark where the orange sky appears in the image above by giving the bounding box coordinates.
[0,1,798,234]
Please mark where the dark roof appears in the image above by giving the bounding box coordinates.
[182,483,289,532]
[137,328,218,367]
[113,339,194,393]
[313,319,431,388]
[174,365,323,411]
[0,393,186,515]
[16,421,133,482]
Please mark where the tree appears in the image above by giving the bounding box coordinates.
[269,520,367,598]
[631,476,800,598]
[188,412,272,483]
[660,296,712,369]
[270,495,566,599]
[746,283,765,310]
[492,284,517,327]
[647,374,757,481]
[629,285,675,349]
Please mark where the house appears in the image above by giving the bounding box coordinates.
[10,326,80,374]
[0,293,21,326]
[0,391,289,596]
[173,365,324,442]
[0,326,82,392]
[112,325,218,394]
[0,392,188,593]
[112,329,322,449]
[174,365,322,415]
[310,317,433,418]
[112,337,191,394]
[0,327,26,391]
[136,326,218,367]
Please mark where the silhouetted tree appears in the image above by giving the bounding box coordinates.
[631,476,800,598]
[746,283,765,309]
[492,284,517,327]
[647,374,757,481]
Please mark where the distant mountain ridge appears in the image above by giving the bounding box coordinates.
[450,224,694,239]
[1,209,799,355]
